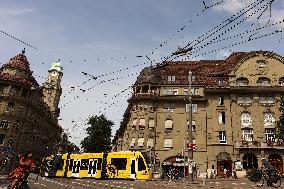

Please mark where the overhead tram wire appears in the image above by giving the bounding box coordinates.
[62,0,226,96]
[61,0,276,108]
[186,28,284,60]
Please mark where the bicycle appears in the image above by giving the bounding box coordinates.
[163,167,179,182]
[253,169,281,188]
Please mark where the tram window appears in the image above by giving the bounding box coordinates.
[69,159,73,171]
[56,159,64,170]
[81,159,89,170]
[111,158,127,170]
[138,156,146,171]
[97,158,102,170]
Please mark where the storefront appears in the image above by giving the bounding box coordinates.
[268,154,283,174]
[216,152,232,177]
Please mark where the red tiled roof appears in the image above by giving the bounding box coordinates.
[0,52,39,87]
[136,51,274,87]
[1,52,32,74]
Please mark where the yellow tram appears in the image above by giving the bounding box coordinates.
[43,151,152,180]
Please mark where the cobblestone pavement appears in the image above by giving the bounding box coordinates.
[0,175,277,189]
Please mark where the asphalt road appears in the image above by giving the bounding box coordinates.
[0,175,270,189]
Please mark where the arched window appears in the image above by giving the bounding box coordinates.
[279,77,284,86]
[264,112,276,127]
[257,77,271,86]
[256,60,267,67]
[236,77,249,86]
[240,112,252,128]
[165,119,173,131]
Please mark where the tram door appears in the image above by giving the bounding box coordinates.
[72,159,80,177]
[88,159,97,177]
[130,158,136,179]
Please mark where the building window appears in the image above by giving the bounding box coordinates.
[186,104,197,113]
[256,60,267,67]
[165,119,173,131]
[147,138,154,148]
[184,88,199,95]
[148,119,155,129]
[0,120,9,129]
[6,102,14,112]
[19,106,24,113]
[168,76,176,82]
[279,77,284,86]
[237,96,252,105]
[164,139,173,149]
[163,87,178,95]
[139,118,146,130]
[240,112,252,128]
[265,129,275,142]
[236,77,249,86]
[219,131,227,144]
[164,103,175,112]
[0,134,5,145]
[264,112,276,127]
[13,122,19,132]
[218,112,225,124]
[242,129,253,141]
[218,79,224,86]
[137,138,144,147]
[218,97,224,106]
[132,119,137,130]
[130,137,136,148]
[7,137,14,147]
[259,96,275,105]
[257,77,271,86]
[187,120,196,131]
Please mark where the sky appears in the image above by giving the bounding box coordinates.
[0,0,284,146]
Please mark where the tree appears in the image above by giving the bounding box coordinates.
[58,133,80,153]
[81,114,113,153]
[276,95,284,141]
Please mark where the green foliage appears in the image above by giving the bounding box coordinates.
[276,96,284,140]
[81,114,113,153]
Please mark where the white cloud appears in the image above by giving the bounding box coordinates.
[213,0,249,14]
[0,7,35,17]
[216,50,231,59]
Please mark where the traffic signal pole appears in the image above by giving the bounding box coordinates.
[188,71,193,182]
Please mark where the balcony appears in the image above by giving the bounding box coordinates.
[235,139,284,149]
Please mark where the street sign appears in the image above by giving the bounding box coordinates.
[186,143,197,151]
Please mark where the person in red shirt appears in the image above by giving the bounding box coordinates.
[8,151,36,189]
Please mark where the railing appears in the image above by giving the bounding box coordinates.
[235,140,284,149]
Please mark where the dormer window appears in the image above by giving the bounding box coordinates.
[256,60,267,67]
[168,76,176,82]
[236,77,249,86]
[218,79,224,86]
[257,77,271,86]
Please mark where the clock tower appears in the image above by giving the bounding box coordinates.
[42,59,63,119]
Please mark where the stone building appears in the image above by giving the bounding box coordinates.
[113,50,284,176]
[0,50,63,166]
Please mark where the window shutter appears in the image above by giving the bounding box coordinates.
[218,112,223,124]
[139,119,145,126]
[132,119,137,125]
[192,104,197,112]
[130,137,136,147]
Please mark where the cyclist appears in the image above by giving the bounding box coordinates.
[261,157,275,186]
[7,151,36,189]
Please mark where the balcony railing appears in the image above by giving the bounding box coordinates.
[235,139,284,149]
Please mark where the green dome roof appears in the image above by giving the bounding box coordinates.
[49,59,63,73]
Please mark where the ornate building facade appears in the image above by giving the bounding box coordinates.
[0,50,63,167]
[113,50,284,176]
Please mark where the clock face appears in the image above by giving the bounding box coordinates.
[51,71,58,76]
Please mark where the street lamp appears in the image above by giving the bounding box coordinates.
[187,71,194,182]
